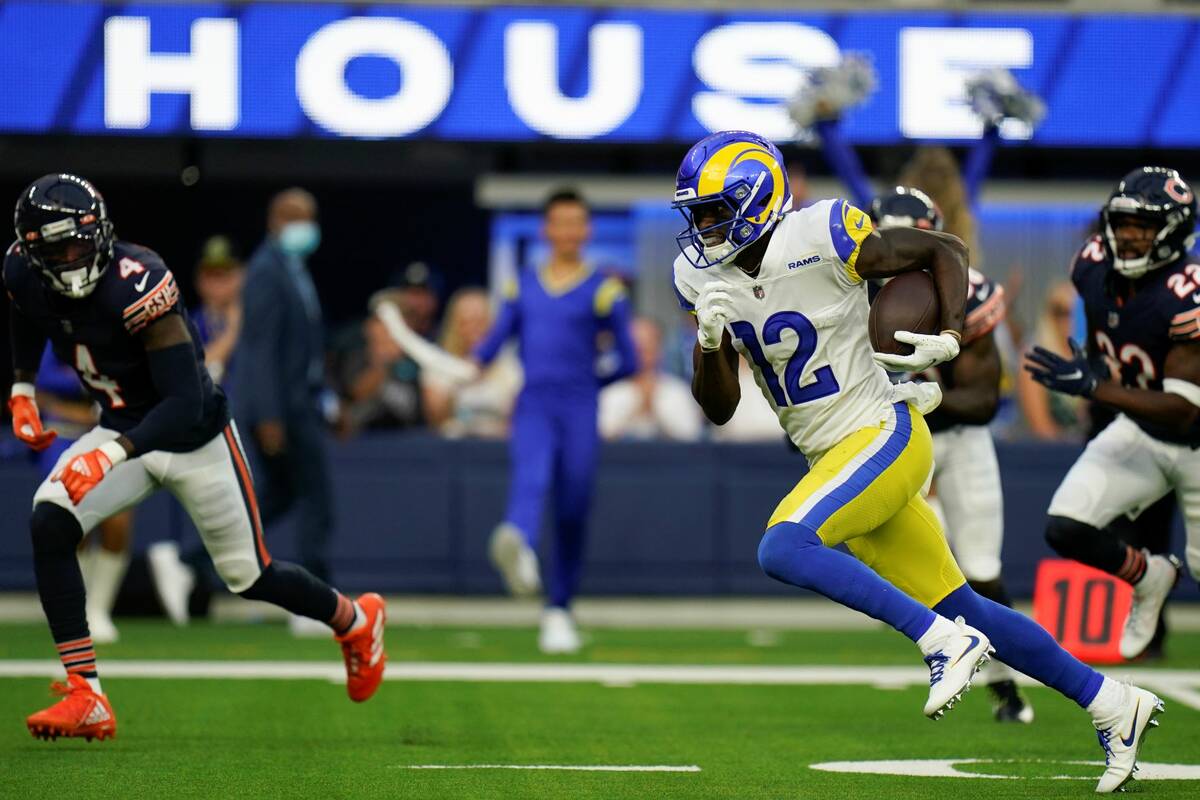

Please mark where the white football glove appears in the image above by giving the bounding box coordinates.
[891,381,943,416]
[695,282,735,351]
[873,331,961,373]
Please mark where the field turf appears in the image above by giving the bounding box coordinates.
[1,621,1198,799]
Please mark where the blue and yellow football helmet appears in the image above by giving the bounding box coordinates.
[672,130,792,269]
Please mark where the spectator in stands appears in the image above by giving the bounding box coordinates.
[190,236,244,387]
[1016,281,1088,441]
[423,287,519,438]
[390,261,441,338]
[599,317,702,441]
[232,188,337,636]
[335,289,427,433]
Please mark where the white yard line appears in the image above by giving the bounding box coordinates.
[395,765,701,772]
[1,659,1199,710]
[22,594,1200,631]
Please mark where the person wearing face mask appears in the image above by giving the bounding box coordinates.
[231,188,337,636]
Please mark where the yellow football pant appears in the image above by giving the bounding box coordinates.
[768,402,966,608]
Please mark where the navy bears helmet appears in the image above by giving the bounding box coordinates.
[14,173,115,299]
[870,187,943,232]
[1101,166,1196,279]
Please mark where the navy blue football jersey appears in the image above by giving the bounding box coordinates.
[4,239,228,452]
[919,268,1006,433]
[1071,234,1200,445]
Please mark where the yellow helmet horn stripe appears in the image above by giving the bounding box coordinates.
[695,142,785,226]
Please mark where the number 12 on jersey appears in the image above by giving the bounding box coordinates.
[730,311,840,407]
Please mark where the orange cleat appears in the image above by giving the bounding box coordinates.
[27,674,116,742]
[335,592,386,702]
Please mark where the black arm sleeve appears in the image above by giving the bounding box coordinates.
[122,342,204,456]
[10,303,46,378]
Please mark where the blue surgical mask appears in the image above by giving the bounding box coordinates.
[278,221,321,258]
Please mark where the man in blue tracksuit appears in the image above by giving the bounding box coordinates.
[474,189,637,653]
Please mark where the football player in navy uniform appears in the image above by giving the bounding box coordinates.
[1027,167,1197,660]
[871,188,1031,723]
[6,175,388,742]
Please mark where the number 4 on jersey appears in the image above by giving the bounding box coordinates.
[731,311,840,407]
[75,344,126,409]
[118,257,145,279]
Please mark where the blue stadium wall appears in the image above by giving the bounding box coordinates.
[0,435,1194,601]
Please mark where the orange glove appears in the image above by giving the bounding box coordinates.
[54,441,127,506]
[8,383,56,451]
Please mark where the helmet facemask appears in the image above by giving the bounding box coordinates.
[1100,167,1197,279]
[1102,201,1191,279]
[673,176,787,269]
[24,216,113,298]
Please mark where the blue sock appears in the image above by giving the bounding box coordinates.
[758,522,936,642]
[934,584,1104,708]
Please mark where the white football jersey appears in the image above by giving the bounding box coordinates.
[674,198,896,458]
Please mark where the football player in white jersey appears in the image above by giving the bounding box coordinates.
[670,131,1163,793]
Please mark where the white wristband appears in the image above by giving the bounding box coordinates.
[98,440,129,467]
[1163,378,1200,409]
[10,382,35,399]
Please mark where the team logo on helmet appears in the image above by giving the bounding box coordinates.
[1165,177,1194,205]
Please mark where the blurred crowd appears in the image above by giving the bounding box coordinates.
[155,167,1099,448]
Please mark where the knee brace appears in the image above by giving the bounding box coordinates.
[757,521,821,584]
[30,503,84,558]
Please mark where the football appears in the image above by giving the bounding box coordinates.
[868,271,941,355]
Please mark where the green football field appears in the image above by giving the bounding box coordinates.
[2,621,1199,799]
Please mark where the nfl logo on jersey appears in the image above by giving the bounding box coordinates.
[753,285,765,300]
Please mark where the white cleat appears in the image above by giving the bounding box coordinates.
[1120,553,1180,660]
[1093,685,1164,793]
[922,618,993,720]
[489,524,542,598]
[539,607,581,655]
[146,541,195,627]
[86,608,119,645]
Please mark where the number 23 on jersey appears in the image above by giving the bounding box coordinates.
[731,311,840,407]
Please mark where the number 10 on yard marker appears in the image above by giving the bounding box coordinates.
[1032,559,1133,664]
